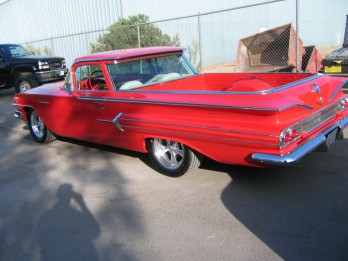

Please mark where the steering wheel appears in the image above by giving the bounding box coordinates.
[90,70,103,77]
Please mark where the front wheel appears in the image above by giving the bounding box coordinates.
[14,74,39,93]
[147,138,203,176]
[28,110,56,143]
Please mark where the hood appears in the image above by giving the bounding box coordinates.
[12,55,65,61]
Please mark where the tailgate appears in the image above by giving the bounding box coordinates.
[276,74,348,109]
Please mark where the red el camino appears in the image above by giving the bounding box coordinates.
[13,47,348,176]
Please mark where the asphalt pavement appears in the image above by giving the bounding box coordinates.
[1,88,348,261]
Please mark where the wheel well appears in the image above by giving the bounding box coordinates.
[144,137,204,159]
[13,69,35,80]
[23,106,34,119]
[144,138,152,152]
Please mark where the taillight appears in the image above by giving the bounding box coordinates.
[284,129,299,143]
[279,96,348,149]
[339,97,348,110]
[279,127,300,149]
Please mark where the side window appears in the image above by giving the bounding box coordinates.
[107,60,154,90]
[74,64,107,91]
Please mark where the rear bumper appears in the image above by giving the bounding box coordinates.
[251,116,348,166]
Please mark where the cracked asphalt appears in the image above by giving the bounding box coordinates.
[1,88,348,261]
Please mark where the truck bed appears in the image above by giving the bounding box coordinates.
[139,73,314,92]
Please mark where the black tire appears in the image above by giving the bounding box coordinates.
[28,110,56,143]
[147,138,203,176]
[14,74,39,93]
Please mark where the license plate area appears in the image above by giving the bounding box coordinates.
[324,65,342,73]
[325,128,338,148]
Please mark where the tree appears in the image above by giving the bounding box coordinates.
[90,14,180,53]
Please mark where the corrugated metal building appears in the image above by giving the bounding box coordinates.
[0,0,347,68]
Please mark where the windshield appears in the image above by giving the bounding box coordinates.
[106,54,197,91]
[5,45,33,58]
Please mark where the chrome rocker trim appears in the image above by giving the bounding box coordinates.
[251,116,348,166]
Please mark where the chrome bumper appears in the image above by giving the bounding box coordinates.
[14,110,23,119]
[35,68,68,83]
[251,116,348,166]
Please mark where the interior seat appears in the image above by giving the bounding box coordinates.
[119,80,143,90]
[162,73,181,81]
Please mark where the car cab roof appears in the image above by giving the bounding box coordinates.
[73,46,185,64]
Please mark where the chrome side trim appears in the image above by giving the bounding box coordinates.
[120,125,278,147]
[252,116,348,166]
[97,113,278,146]
[330,81,348,101]
[98,112,124,132]
[119,117,278,138]
[78,96,309,112]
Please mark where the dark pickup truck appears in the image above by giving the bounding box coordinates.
[0,44,68,93]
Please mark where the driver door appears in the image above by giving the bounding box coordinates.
[56,63,110,144]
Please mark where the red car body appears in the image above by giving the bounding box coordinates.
[13,47,348,175]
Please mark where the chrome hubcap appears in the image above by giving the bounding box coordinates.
[30,111,44,138]
[20,81,31,92]
[153,139,184,169]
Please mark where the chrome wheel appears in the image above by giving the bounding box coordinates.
[19,80,31,92]
[148,138,203,176]
[30,111,44,139]
[28,110,56,143]
[153,139,185,170]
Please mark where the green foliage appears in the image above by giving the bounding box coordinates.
[25,44,52,56]
[43,46,52,56]
[25,44,41,55]
[90,14,180,53]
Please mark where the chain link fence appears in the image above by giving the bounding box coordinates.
[22,0,347,73]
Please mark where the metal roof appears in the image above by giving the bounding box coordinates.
[73,46,184,64]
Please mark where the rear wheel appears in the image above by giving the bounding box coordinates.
[147,138,203,176]
[28,110,56,143]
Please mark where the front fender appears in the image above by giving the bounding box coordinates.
[11,64,37,78]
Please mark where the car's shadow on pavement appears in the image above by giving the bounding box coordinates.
[214,138,348,261]
[57,136,153,171]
